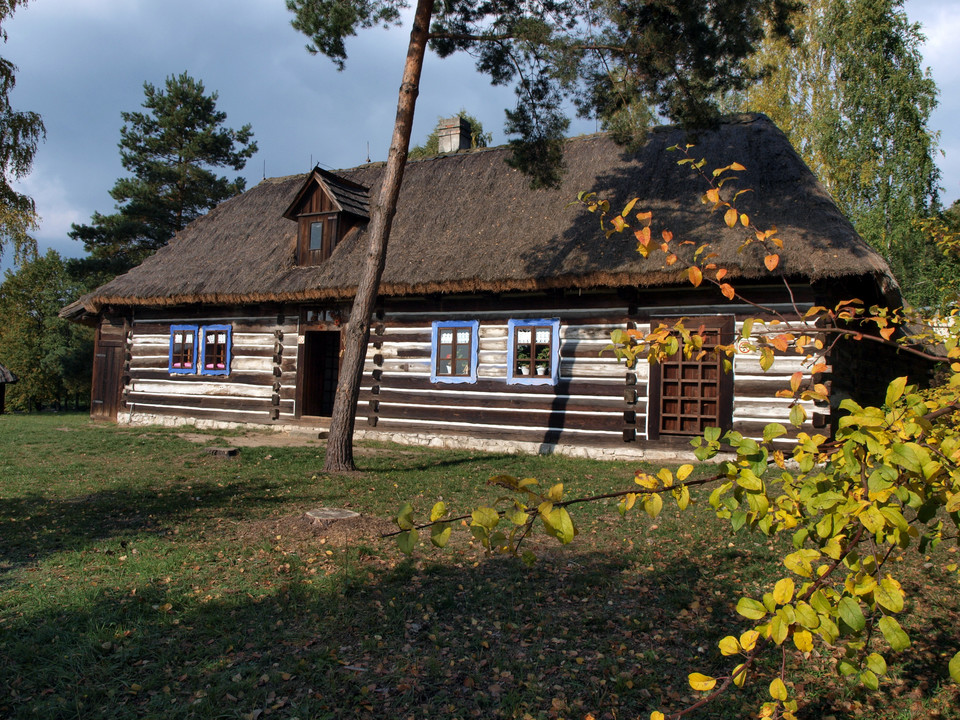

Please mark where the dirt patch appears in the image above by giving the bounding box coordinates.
[233,511,395,547]
[178,431,326,448]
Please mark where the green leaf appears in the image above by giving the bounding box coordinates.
[860,670,879,691]
[784,549,820,577]
[875,578,904,613]
[865,653,887,676]
[789,403,806,428]
[838,596,866,632]
[736,469,763,492]
[889,443,921,474]
[396,502,415,530]
[430,522,451,548]
[397,528,418,554]
[542,507,576,544]
[878,616,910,651]
[949,651,960,684]
[885,376,908,406]
[471,507,500,530]
[737,597,768,620]
[763,423,787,443]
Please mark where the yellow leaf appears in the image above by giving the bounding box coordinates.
[718,635,741,656]
[661,230,673,243]
[724,207,738,227]
[764,254,779,271]
[547,483,563,502]
[770,677,788,701]
[716,267,727,281]
[740,212,749,226]
[689,672,717,692]
[720,283,735,300]
[739,629,760,651]
[651,713,666,720]
[676,464,694,482]
[706,188,721,204]
[773,577,795,606]
[636,210,653,226]
[733,663,747,687]
[793,629,813,653]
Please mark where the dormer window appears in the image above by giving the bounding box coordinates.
[284,167,370,267]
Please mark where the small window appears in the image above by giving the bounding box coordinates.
[169,325,198,374]
[430,321,479,384]
[168,324,232,376]
[309,221,324,251]
[200,325,232,376]
[507,318,560,385]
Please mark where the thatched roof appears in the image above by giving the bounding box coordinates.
[69,114,896,315]
[0,363,17,384]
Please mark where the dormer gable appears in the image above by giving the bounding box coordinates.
[283,167,370,266]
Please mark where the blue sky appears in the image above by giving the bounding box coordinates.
[3,0,957,272]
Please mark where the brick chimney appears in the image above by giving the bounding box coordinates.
[437,116,472,154]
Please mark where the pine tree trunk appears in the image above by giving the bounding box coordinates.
[323,0,434,473]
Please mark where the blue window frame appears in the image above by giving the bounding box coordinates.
[430,321,479,384]
[169,324,198,374]
[199,325,232,376]
[168,324,232,376]
[507,318,560,386]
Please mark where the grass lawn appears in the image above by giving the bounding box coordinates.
[1,413,958,719]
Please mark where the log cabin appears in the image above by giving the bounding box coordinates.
[62,114,902,459]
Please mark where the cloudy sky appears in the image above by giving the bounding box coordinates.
[3,0,958,273]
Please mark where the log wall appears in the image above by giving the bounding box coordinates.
[120,307,299,427]
[358,287,825,451]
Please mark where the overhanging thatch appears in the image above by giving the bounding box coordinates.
[70,114,897,314]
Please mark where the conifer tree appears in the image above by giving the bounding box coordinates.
[70,72,257,277]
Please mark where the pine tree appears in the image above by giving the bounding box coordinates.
[0,0,44,266]
[70,72,257,276]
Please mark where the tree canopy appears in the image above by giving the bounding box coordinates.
[0,250,92,411]
[730,0,946,307]
[288,0,799,187]
[0,0,44,266]
[70,72,257,277]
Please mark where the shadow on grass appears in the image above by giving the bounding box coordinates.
[0,543,782,720]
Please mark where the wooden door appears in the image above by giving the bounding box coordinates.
[90,319,125,421]
[648,317,734,439]
[300,331,340,417]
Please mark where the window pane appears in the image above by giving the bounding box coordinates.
[517,329,531,344]
[310,222,324,251]
[535,328,551,344]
